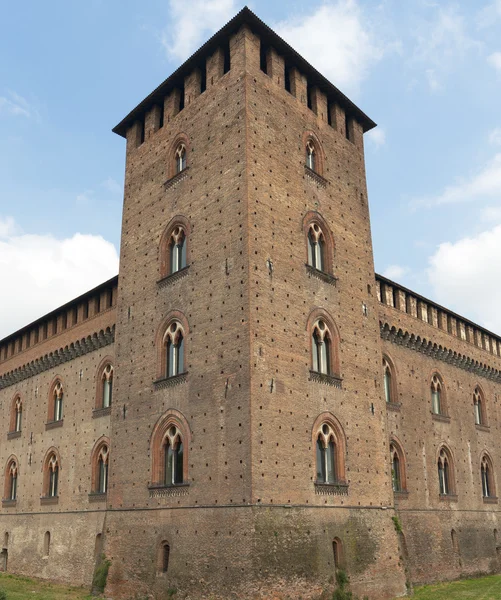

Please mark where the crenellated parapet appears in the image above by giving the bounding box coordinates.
[376,274,501,359]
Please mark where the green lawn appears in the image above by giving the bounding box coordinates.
[0,573,92,600]
[411,574,501,599]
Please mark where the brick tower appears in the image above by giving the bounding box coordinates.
[106,8,407,599]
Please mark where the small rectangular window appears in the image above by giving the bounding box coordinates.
[345,114,353,142]
[62,313,67,330]
[96,295,101,314]
[139,121,145,145]
[179,85,185,112]
[200,66,207,94]
[284,65,291,93]
[307,83,313,111]
[43,322,48,340]
[259,42,268,74]
[83,301,89,320]
[159,104,164,129]
[223,41,230,74]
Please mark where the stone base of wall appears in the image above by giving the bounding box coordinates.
[0,511,106,586]
[399,510,501,586]
[105,505,407,599]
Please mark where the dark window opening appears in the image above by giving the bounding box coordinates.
[284,66,291,92]
[43,322,48,340]
[159,104,164,129]
[96,295,101,314]
[223,41,231,73]
[83,301,89,320]
[53,317,58,335]
[345,114,352,141]
[327,102,333,126]
[307,82,313,110]
[62,312,67,330]
[200,66,207,94]
[139,121,145,145]
[392,288,399,310]
[179,85,185,112]
[260,43,268,74]
[107,289,113,309]
[163,544,170,572]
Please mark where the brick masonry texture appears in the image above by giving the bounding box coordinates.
[1,7,500,599]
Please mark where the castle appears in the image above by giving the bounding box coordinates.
[1,8,501,599]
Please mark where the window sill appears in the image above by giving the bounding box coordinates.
[314,481,348,495]
[386,402,401,412]
[92,406,111,419]
[164,167,190,190]
[305,264,337,286]
[1,499,16,507]
[88,492,107,503]
[309,371,342,388]
[304,165,327,187]
[40,496,59,505]
[431,413,450,424]
[153,372,188,390]
[475,424,490,433]
[45,419,63,430]
[7,431,21,440]
[439,493,458,503]
[157,265,190,288]
[483,496,498,504]
[148,483,190,498]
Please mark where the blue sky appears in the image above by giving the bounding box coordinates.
[1,0,501,338]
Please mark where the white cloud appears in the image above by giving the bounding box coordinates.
[412,5,481,91]
[366,127,386,148]
[0,91,33,118]
[477,0,501,28]
[382,264,409,280]
[275,1,390,95]
[161,0,236,61]
[480,205,501,224]
[0,217,119,339]
[488,51,501,71]
[412,153,501,207]
[427,224,501,333]
[102,177,122,195]
[489,128,501,145]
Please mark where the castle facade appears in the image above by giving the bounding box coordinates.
[1,8,500,599]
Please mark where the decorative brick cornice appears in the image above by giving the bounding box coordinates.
[153,372,188,389]
[305,265,337,286]
[304,165,328,187]
[309,370,342,388]
[314,482,348,495]
[157,266,190,288]
[380,322,501,384]
[88,492,107,503]
[164,167,190,190]
[0,326,115,391]
[148,483,190,498]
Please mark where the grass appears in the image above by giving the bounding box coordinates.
[0,573,92,600]
[411,574,501,599]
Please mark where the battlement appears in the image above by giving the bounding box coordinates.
[376,273,501,357]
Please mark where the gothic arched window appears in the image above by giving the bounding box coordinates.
[473,386,486,426]
[382,357,396,404]
[390,440,407,493]
[4,458,18,501]
[307,224,325,271]
[431,374,445,416]
[164,322,185,378]
[438,447,454,496]
[43,451,60,498]
[306,140,316,171]
[311,319,332,375]
[175,143,187,174]
[150,411,190,489]
[169,226,187,275]
[313,414,346,486]
[49,380,64,423]
[91,440,110,495]
[10,394,22,433]
[481,454,495,499]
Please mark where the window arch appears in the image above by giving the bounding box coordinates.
[312,413,346,485]
[91,437,110,495]
[156,312,189,380]
[303,133,324,176]
[302,212,335,275]
[169,134,189,179]
[481,454,496,499]
[437,446,455,496]
[150,410,191,488]
[9,394,22,433]
[157,540,170,574]
[474,386,487,426]
[175,143,186,174]
[4,457,18,501]
[382,356,397,404]
[95,358,114,409]
[307,310,340,378]
[390,438,407,492]
[48,378,64,423]
[159,216,191,279]
[42,448,61,499]
[431,373,446,416]
[332,537,344,570]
